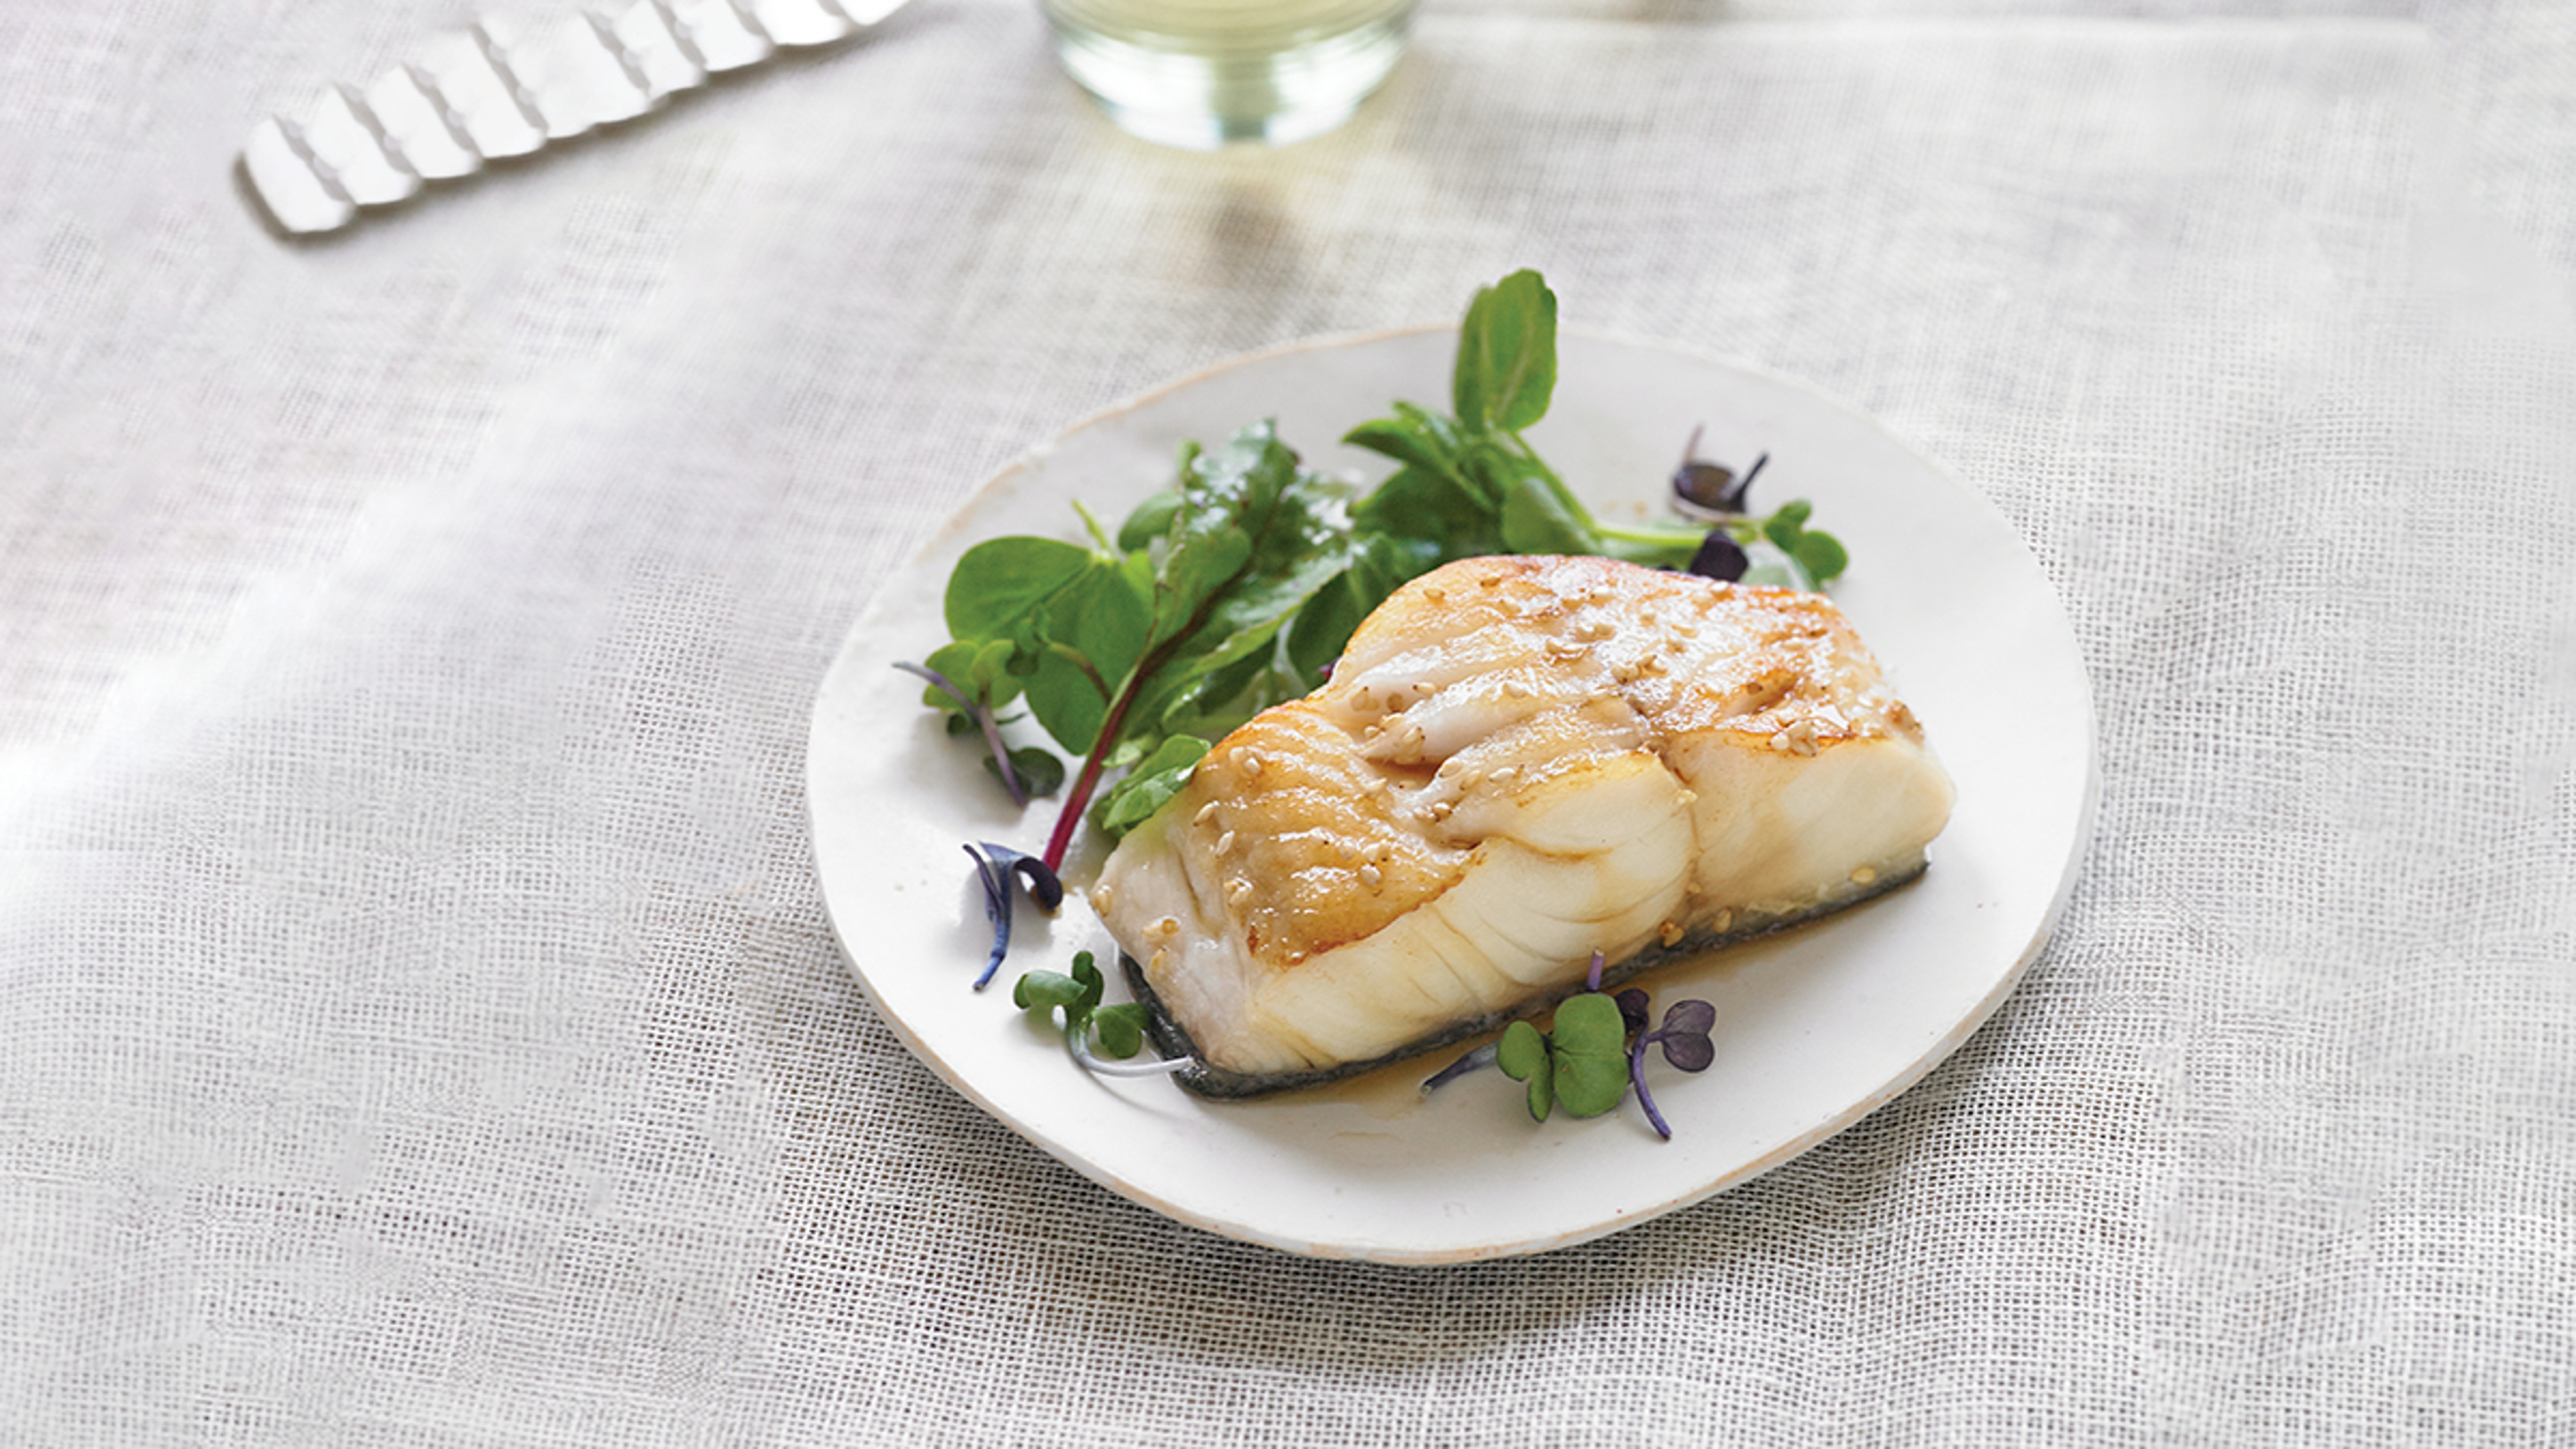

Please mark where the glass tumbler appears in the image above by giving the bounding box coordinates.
[1040,0,1416,149]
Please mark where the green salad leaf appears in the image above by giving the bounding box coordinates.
[912,269,1855,874]
[1343,270,1717,574]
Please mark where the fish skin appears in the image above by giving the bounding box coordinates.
[1091,554,1956,1094]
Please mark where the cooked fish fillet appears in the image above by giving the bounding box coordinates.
[1091,554,1955,1097]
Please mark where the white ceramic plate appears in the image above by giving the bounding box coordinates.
[809,327,2096,1265]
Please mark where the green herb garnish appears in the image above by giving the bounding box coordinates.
[1434,951,1719,1138]
[1340,270,1718,573]
[1014,951,1188,1077]
[931,419,1359,872]
[916,268,1856,1028]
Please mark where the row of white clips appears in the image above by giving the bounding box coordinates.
[244,0,906,233]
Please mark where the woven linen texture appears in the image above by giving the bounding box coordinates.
[3,0,2572,1442]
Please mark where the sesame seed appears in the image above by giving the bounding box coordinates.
[1658,920,1684,947]
[1850,866,1877,885]
[1195,802,1222,826]
[1503,680,1531,699]
[1216,830,1236,855]
[1238,750,1265,777]
[1359,864,1383,888]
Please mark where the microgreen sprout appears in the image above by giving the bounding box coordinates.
[1670,426,1769,519]
[916,272,1819,1112]
[1623,994,1717,1140]
[1424,950,1717,1137]
[963,842,1063,989]
[898,661,1060,807]
[1663,429,1847,590]
[1419,1041,1498,1095]
[1013,951,1185,1076]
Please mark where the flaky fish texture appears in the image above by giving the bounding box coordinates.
[1091,554,1955,1097]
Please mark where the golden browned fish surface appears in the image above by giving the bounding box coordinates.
[1091,554,1955,1096]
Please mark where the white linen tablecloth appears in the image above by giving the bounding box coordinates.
[4,0,2572,1441]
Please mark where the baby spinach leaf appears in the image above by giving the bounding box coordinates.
[1022,648,1112,759]
[1116,487,1183,551]
[1053,559,1153,686]
[1455,269,1558,433]
[1097,735,1210,837]
[1498,472,1595,555]
[945,537,1090,642]
[918,268,1858,888]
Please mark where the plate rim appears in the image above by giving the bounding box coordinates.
[807,325,2100,1264]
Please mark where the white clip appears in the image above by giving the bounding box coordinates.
[245,0,910,233]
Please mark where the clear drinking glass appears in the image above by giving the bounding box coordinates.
[1040,0,1416,149]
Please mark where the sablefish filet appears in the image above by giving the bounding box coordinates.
[1089,554,1955,1097]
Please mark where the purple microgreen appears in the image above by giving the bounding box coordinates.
[1614,987,1651,1036]
[1585,948,1606,994]
[993,745,1065,799]
[898,661,1030,808]
[964,845,1012,989]
[1654,1000,1718,1069]
[1625,995,1717,1140]
[1421,1041,1499,1094]
[982,844,1065,912]
[963,843,1064,988]
[1672,464,1737,515]
[1670,426,1768,520]
[1733,451,1769,504]
[1687,531,1749,582]
[1629,1038,1676,1140]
